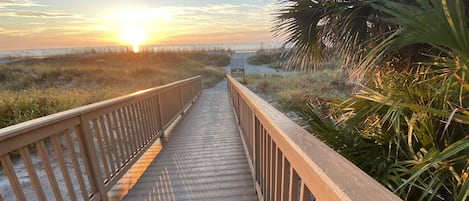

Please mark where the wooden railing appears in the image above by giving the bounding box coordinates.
[227,75,402,201]
[0,76,202,201]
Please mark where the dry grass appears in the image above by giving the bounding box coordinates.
[245,69,350,109]
[0,50,228,128]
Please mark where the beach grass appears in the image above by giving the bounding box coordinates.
[246,48,283,69]
[244,68,349,111]
[0,50,229,128]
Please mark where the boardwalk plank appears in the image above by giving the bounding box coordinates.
[123,80,257,201]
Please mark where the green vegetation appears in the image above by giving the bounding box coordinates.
[246,49,282,68]
[245,68,348,108]
[275,0,469,200]
[0,50,228,128]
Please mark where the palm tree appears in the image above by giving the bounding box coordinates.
[275,0,469,200]
[273,0,396,70]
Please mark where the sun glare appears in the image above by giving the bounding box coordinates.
[120,26,148,53]
[110,8,174,52]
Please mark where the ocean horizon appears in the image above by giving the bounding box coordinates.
[0,41,283,58]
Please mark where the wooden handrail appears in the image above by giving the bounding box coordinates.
[0,76,202,201]
[227,75,402,201]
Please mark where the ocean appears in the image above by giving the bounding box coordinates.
[0,42,283,59]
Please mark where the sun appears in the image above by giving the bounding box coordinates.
[120,26,148,53]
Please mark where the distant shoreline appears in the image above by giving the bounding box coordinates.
[0,41,282,58]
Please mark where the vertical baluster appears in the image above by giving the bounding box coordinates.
[74,124,98,198]
[184,82,192,105]
[299,181,311,201]
[36,140,64,201]
[190,80,195,102]
[259,127,265,196]
[0,155,27,200]
[252,114,257,186]
[134,101,145,145]
[120,107,133,156]
[150,95,161,133]
[255,119,260,185]
[262,128,267,197]
[51,134,78,201]
[141,100,151,143]
[92,118,111,180]
[140,99,151,142]
[99,116,116,175]
[105,113,120,170]
[132,103,143,148]
[288,167,299,201]
[275,149,283,201]
[77,118,108,201]
[148,96,159,135]
[236,93,240,123]
[64,130,90,201]
[152,95,160,133]
[266,134,271,201]
[130,104,143,149]
[181,82,188,107]
[112,110,127,166]
[179,84,184,113]
[281,158,291,201]
[197,77,201,94]
[135,100,147,148]
[142,98,153,139]
[270,140,276,201]
[146,97,155,137]
[19,146,47,201]
[156,91,165,131]
[168,89,176,119]
[149,96,158,134]
[123,106,137,155]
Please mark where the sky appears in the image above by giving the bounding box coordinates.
[0,0,280,51]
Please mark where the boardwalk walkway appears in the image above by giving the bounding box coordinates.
[122,80,257,201]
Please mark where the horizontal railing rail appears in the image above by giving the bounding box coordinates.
[0,76,202,201]
[227,75,401,201]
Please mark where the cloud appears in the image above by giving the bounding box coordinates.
[94,3,277,44]
[0,26,41,36]
[0,0,75,19]
[163,28,273,44]
[104,3,275,27]
[1,10,74,18]
[159,4,275,29]
[0,0,42,8]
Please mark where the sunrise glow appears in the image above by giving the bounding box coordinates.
[0,1,276,51]
[120,26,148,53]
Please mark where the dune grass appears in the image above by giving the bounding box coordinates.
[246,48,283,69]
[0,50,229,128]
[244,68,349,111]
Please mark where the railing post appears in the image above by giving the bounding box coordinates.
[78,115,108,201]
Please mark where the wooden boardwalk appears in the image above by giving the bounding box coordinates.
[122,80,257,201]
